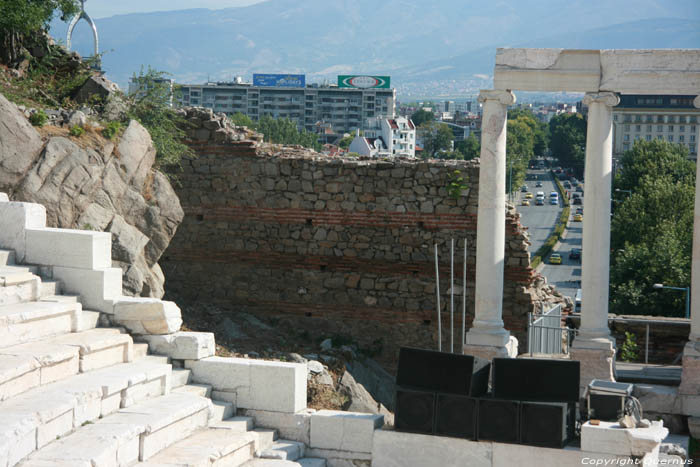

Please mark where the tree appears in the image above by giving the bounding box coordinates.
[417,121,452,158]
[549,113,586,176]
[229,112,254,128]
[609,140,695,317]
[455,133,480,160]
[410,109,434,127]
[256,115,321,151]
[0,0,79,66]
[506,112,539,195]
[337,133,355,150]
[127,67,194,167]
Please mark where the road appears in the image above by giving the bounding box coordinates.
[515,169,582,303]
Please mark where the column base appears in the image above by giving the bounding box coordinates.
[680,340,700,397]
[464,323,511,348]
[463,335,518,361]
[570,337,616,398]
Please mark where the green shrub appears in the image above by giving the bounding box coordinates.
[29,110,48,127]
[102,121,121,140]
[69,125,84,137]
[620,331,639,362]
[447,170,469,199]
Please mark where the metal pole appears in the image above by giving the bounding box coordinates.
[686,287,690,320]
[645,323,649,364]
[462,239,467,354]
[450,238,454,353]
[434,244,442,352]
[509,160,513,203]
[528,312,532,356]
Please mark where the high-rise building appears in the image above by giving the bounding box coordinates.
[612,94,698,159]
[175,77,396,135]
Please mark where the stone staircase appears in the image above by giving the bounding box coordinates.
[0,246,327,467]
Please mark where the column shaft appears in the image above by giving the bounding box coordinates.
[690,95,700,342]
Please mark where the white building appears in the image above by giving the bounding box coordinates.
[348,116,416,158]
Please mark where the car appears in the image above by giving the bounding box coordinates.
[535,181,543,187]
[521,199,530,206]
[535,198,544,205]
[550,191,558,198]
[573,213,583,222]
[536,191,545,199]
[549,253,562,264]
[576,207,583,214]
[572,180,580,187]
[521,185,528,192]
[525,192,533,199]
[569,248,581,260]
[573,197,582,205]
[564,181,572,189]
[550,198,559,205]
[576,187,583,193]
[572,193,581,199]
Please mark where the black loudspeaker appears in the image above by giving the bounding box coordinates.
[435,394,478,440]
[396,347,490,396]
[492,358,580,403]
[477,398,520,443]
[589,394,625,421]
[520,402,573,448]
[394,388,436,435]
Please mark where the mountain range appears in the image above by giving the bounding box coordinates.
[50,0,700,98]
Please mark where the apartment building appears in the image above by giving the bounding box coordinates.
[612,94,698,159]
[349,116,416,158]
[176,76,396,135]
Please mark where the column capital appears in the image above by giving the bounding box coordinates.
[478,89,516,106]
[694,95,700,109]
[583,91,620,107]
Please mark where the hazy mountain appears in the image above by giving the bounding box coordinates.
[50,0,700,93]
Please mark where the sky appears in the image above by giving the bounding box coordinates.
[84,0,265,19]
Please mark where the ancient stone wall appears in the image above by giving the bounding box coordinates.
[162,109,565,369]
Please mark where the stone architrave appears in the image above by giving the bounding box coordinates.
[571,91,619,392]
[464,90,518,359]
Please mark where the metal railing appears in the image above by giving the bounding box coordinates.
[528,304,567,355]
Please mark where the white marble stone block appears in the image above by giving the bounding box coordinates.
[0,201,46,262]
[52,266,122,313]
[310,410,383,453]
[242,408,315,445]
[142,331,215,360]
[25,228,112,269]
[113,297,182,335]
[581,420,668,457]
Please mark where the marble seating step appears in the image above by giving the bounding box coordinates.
[17,391,212,466]
[260,440,305,461]
[0,249,15,266]
[241,459,326,467]
[171,368,191,388]
[0,300,81,348]
[0,356,173,466]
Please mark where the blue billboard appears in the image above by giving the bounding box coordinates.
[253,73,306,88]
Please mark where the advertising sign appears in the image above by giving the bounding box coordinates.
[253,73,305,88]
[338,75,391,89]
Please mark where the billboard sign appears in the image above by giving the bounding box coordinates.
[338,75,391,89]
[253,73,305,88]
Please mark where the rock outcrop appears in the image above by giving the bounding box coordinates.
[0,92,183,297]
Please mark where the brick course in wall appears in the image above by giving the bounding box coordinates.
[161,109,566,368]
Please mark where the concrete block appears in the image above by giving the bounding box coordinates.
[306,447,371,461]
[47,328,133,372]
[0,301,80,348]
[173,383,212,398]
[171,368,191,388]
[682,395,700,417]
[310,410,383,453]
[142,331,215,360]
[0,193,7,202]
[113,298,182,335]
[261,440,305,461]
[581,420,669,456]
[210,416,254,432]
[241,408,314,445]
[186,356,307,413]
[633,384,682,414]
[25,228,111,269]
[210,400,234,421]
[0,201,46,262]
[52,266,122,313]
[372,429,491,467]
[492,441,630,467]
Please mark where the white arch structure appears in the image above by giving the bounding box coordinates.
[465,49,700,406]
[66,0,99,58]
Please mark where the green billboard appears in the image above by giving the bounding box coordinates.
[338,75,391,89]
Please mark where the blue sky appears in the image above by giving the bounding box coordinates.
[83,0,265,19]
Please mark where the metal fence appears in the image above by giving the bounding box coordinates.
[528,304,566,355]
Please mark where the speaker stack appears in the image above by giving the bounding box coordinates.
[394,349,581,448]
[490,357,580,448]
[394,347,489,439]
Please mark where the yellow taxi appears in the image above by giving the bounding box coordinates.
[573,213,583,222]
[549,253,562,264]
[521,199,530,206]
[525,192,533,199]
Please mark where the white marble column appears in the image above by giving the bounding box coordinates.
[575,91,619,349]
[464,89,517,358]
[679,95,700,402]
[571,92,619,392]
